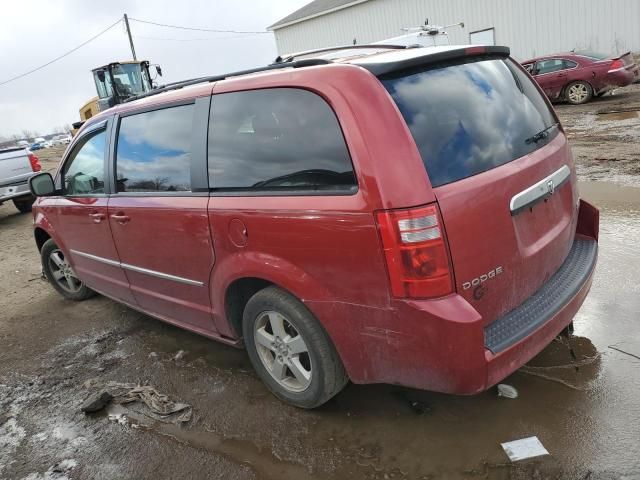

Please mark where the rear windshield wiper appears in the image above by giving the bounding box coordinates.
[525,123,559,145]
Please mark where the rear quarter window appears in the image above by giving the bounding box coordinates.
[207,88,356,194]
[381,58,558,187]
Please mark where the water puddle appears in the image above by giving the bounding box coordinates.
[105,404,316,480]
[597,110,639,121]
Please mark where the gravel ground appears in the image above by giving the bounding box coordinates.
[1,85,640,480]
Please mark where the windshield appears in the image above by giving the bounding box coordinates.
[110,64,152,97]
[381,58,558,187]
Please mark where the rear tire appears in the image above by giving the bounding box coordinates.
[13,196,34,213]
[565,81,593,105]
[41,239,95,301]
[243,286,348,409]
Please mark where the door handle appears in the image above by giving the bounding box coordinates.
[89,212,105,223]
[110,213,131,224]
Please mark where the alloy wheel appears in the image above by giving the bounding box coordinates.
[48,249,83,293]
[253,311,312,392]
[568,83,589,103]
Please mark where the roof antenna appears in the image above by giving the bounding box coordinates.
[353,38,357,45]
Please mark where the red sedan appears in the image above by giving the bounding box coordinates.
[522,50,639,104]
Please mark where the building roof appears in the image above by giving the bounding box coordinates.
[268,0,369,30]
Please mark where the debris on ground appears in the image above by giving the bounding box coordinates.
[173,350,187,361]
[107,382,192,422]
[108,413,128,426]
[608,345,640,361]
[497,384,518,399]
[80,380,192,423]
[501,436,549,462]
[80,391,113,413]
[391,391,431,415]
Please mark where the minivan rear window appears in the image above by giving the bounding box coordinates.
[381,58,558,187]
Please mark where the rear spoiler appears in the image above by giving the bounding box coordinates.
[614,51,632,59]
[360,45,511,76]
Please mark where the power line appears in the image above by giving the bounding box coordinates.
[129,17,270,35]
[0,18,123,87]
[133,33,256,42]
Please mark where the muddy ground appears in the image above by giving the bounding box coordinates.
[1,86,640,480]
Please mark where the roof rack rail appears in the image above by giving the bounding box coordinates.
[124,58,332,103]
[274,44,419,64]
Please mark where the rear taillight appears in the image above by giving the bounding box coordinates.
[376,204,454,299]
[609,59,624,71]
[28,153,41,172]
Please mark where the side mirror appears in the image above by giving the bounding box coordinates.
[97,70,106,82]
[29,172,56,197]
[155,66,163,77]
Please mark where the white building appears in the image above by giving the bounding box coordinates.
[269,0,640,60]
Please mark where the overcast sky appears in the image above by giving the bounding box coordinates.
[0,0,308,138]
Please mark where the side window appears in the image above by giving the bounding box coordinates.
[208,88,356,193]
[563,60,578,69]
[115,104,193,192]
[63,130,106,195]
[536,59,564,75]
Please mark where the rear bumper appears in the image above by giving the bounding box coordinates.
[0,180,32,203]
[603,66,638,89]
[484,234,596,387]
[307,200,599,394]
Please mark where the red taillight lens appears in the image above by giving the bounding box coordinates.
[376,204,454,299]
[609,59,624,70]
[28,153,41,172]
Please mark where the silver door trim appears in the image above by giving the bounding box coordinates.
[120,263,204,286]
[70,249,204,287]
[71,249,120,267]
[509,165,571,216]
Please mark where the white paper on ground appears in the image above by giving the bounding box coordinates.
[501,436,549,462]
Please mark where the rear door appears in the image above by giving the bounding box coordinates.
[534,58,568,99]
[382,56,578,324]
[54,121,136,304]
[107,99,217,332]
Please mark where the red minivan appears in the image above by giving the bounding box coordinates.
[29,45,599,408]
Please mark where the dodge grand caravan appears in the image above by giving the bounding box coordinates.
[29,45,599,408]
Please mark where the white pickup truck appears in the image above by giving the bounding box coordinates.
[0,147,41,213]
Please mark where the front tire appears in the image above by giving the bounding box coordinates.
[41,239,95,301]
[243,286,348,409]
[565,81,593,105]
[13,196,34,213]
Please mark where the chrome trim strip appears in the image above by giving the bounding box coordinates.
[70,249,203,286]
[71,249,120,267]
[510,165,571,216]
[120,263,204,287]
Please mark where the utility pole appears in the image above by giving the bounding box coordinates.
[123,14,137,61]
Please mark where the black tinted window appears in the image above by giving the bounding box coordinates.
[64,130,106,195]
[563,60,578,69]
[116,104,193,192]
[382,58,557,187]
[208,88,356,193]
[536,59,564,74]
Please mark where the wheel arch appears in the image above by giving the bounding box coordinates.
[224,277,274,338]
[34,227,51,251]
[213,252,333,340]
